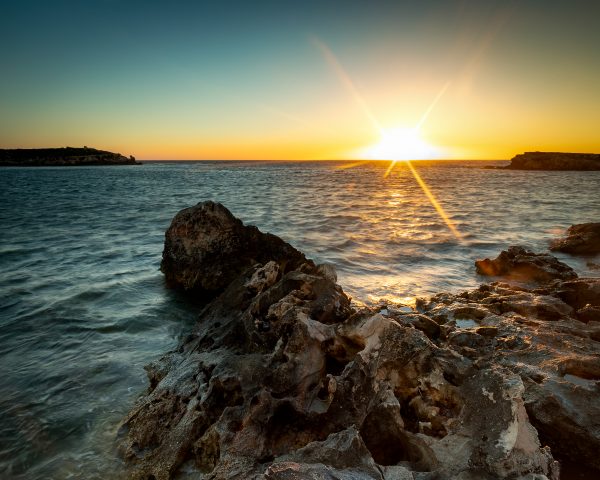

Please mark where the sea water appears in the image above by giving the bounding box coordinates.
[1,161,599,478]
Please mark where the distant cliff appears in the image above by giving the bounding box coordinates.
[505,151,600,170]
[0,147,140,166]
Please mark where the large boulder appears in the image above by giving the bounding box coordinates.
[475,246,577,283]
[160,201,307,295]
[550,223,600,255]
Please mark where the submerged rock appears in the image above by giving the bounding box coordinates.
[120,203,600,479]
[475,246,577,283]
[550,223,600,255]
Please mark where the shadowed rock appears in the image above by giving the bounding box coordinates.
[556,278,600,323]
[160,201,307,296]
[550,223,600,255]
[475,246,577,284]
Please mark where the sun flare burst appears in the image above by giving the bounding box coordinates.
[366,127,440,162]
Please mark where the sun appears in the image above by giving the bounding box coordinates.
[366,127,440,161]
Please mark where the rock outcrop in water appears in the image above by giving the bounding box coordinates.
[160,201,307,296]
[503,152,600,171]
[119,203,600,480]
[475,246,578,283]
[550,223,600,255]
[0,147,139,166]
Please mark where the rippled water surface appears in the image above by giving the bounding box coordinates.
[1,161,599,478]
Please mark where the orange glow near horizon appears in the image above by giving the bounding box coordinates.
[313,38,454,164]
[335,160,370,170]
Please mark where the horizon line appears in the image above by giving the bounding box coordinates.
[136,158,509,162]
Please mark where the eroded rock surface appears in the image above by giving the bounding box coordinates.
[550,223,600,255]
[120,204,600,480]
[418,278,600,474]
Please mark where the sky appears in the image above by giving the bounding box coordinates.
[1,0,599,160]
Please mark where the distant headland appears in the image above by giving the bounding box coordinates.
[502,151,600,170]
[0,147,140,166]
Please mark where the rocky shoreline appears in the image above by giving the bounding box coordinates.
[0,147,140,166]
[118,202,600,480]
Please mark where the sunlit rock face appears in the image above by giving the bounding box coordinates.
[550,222,600,255]
[475,245,577,284]
[505,152,600,170]
[119,203,600,480]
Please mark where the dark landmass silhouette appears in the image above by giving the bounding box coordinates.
[0,147,139,166]
[503,151,600,170]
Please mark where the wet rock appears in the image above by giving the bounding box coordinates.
[475,246,577,284]
[550,223,600,255]
[160,201,307,295]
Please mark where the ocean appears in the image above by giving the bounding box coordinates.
[1,160,599,478]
